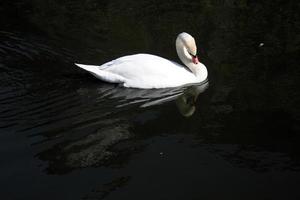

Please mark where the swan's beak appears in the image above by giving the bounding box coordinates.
[192,55,199,64]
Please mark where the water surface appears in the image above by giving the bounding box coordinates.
[1,1,300,199]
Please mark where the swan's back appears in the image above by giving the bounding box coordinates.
[99,54,198,88]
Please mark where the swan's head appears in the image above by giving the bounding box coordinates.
[176,32,199,64]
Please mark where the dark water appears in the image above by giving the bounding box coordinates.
[1,0,300,199]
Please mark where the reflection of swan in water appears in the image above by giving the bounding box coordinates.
[176,82,209,117]
[37,83,209,174]
[77,81,209,111]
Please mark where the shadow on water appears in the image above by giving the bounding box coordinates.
[1,0,300,199]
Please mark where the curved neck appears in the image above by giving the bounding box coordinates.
[175,38,207,80]
[176,38,198,76]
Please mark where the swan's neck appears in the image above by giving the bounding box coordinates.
[176,39,207,79]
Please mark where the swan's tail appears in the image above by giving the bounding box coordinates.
[75,63,126,84]
[75,63,100,74]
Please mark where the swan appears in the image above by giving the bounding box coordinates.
[75,32,208,89]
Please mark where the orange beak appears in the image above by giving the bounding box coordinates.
[192,55,199,64]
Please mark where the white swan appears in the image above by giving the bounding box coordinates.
[75,32,208,89]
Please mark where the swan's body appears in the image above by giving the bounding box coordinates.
[75,32,208,89]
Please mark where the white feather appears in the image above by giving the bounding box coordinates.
[75,33,208,89]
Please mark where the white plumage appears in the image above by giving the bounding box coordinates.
[75,33,208,89]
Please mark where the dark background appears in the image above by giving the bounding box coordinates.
[0,0,299,199]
